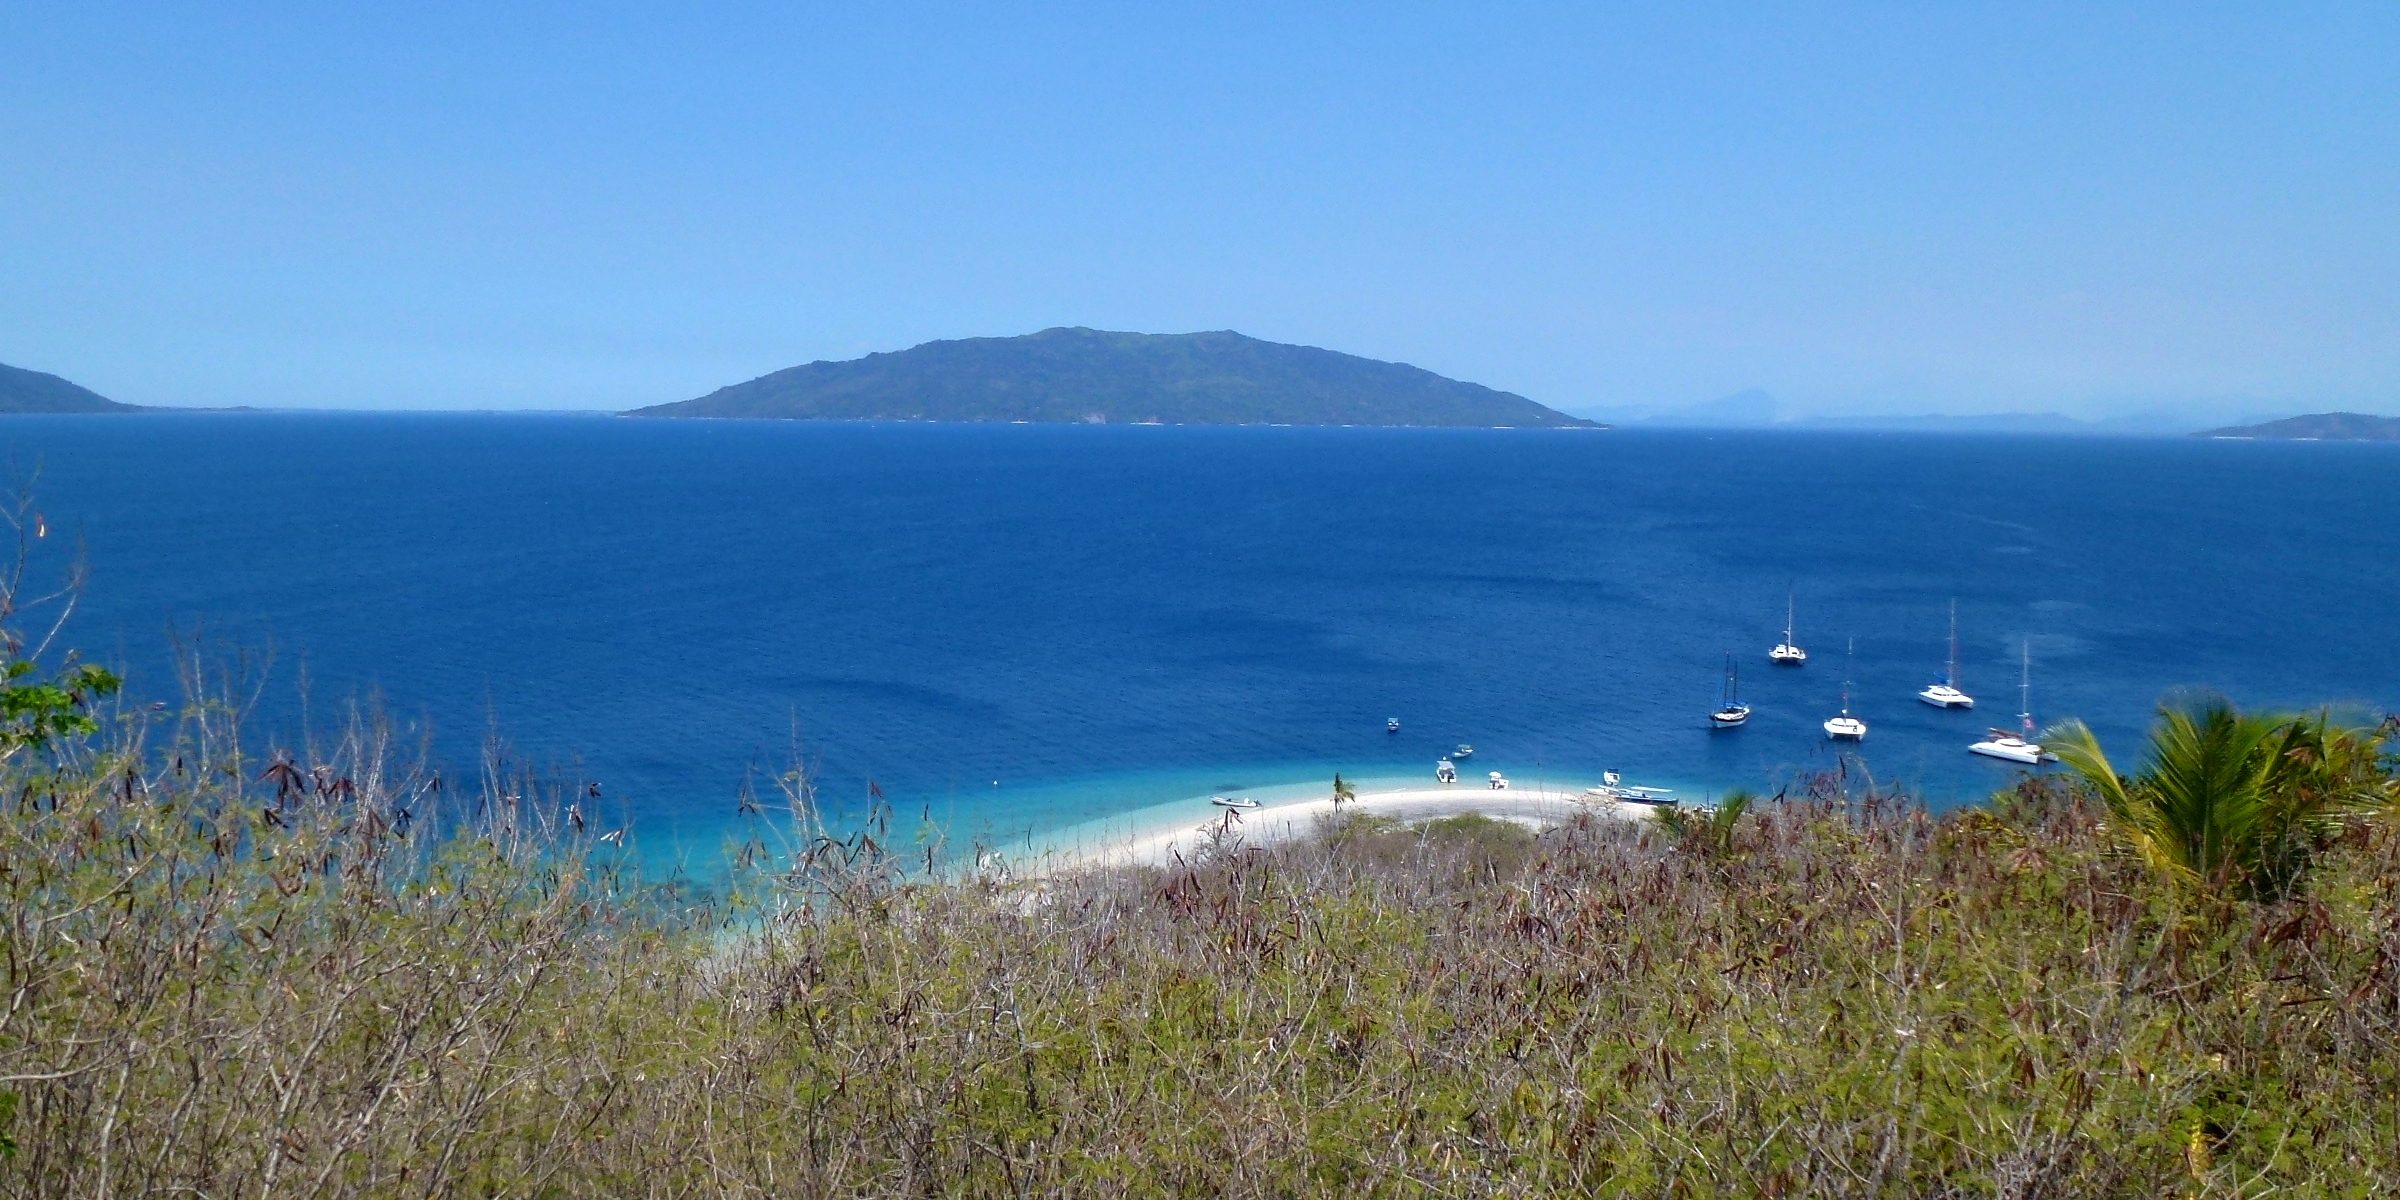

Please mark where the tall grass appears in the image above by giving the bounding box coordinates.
[5,714,2398,1196]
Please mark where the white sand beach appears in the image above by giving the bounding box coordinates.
[1050,782,1661,871]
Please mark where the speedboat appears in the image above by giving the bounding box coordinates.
[1386,717,1400,734]
[1486,771,1510,790]
[1452,743,1474,759]
[1435,758,1457,784]
[1210,795,1261,810]
[1710,653,1751,727]
[1917,600,1976,708]
[1770,591,1807,665]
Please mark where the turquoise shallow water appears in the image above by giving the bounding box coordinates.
[7,414,2397,871]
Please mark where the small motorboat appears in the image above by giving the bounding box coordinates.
[1452,743,1474,759]
[1486,771,1510,790]
[1209,795,1261,810]
[1386,717,1401,734]
[1435,758,1457,784]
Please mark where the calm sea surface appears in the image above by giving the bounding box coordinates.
[6,414,2397,863]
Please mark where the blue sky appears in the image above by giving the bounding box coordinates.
[4,2,2395,416]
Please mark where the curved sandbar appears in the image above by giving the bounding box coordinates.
[1058,783,1660,871]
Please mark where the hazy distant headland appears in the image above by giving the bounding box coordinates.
[0,361,138,414]
[2199,412,2400,441]
[1573,387,2297,437]
[629,327,1601,428]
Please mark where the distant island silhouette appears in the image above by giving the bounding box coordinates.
[2200,412,2400,441]
[629,327,1600,428]
[0,361,137,414]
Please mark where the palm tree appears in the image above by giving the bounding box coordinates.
[2046,696,2386,900]
[1332,773,1356,810]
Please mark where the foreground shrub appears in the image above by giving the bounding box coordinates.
[6,734,2399,1196]
[2047,696,2393,900]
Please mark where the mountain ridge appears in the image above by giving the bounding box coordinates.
[0,362,139,414]
[629,328,1599,428]
[2199,412,2400,441]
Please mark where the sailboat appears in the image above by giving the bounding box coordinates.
[1823,638,1867,740]
[1917,600,1976,709]
[1970,643,2051,764]
[1710,653,1752,727]
[1770,591,1807,665]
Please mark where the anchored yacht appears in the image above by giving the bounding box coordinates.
[1710,653,1752,727]
[1770,592,1807,665]
[1823,638,1868,741]
[1918,600,1976,709]
[1970,644,2052,764]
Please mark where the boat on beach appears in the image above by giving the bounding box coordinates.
[1918,600,1976,709]
[1435,758,1457,784]
[1586,770,1678,806]
[1210,795,1261,810]
[1710,653,1752,727]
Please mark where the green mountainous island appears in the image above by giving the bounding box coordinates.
[2200,412,2400,441]
[0,361,139,413]
[629,327,1600,428]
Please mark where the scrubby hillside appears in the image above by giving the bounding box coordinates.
[4,695,2398,1195]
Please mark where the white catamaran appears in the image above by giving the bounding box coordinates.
[1770,591,1807,666]
[1969,643,2052,764]
[1917,599,1976,709]
[1823,638,1867,741]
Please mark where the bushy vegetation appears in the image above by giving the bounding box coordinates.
[4,701,2398,1196]
[5,509,2398,1195]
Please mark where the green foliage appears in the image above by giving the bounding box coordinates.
[0,658,121,756]
[2047,696,2389,900]
[1656,788,1754,856]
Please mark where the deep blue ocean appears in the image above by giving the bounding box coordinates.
[5,414,2396,865]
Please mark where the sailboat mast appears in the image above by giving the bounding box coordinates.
[1947,600,1961,687]
[2018,642,2034,736]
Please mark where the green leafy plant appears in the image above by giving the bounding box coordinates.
[2046,696,2386,900]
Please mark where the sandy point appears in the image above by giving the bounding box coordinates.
[1047,783,1661,872]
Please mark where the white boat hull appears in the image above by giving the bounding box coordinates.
[1917,685,1975,709]
[1710,705,1751,727]
[1770,645,1806,665]
[1969,737,2047,765]
[1823,716,1867,741]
